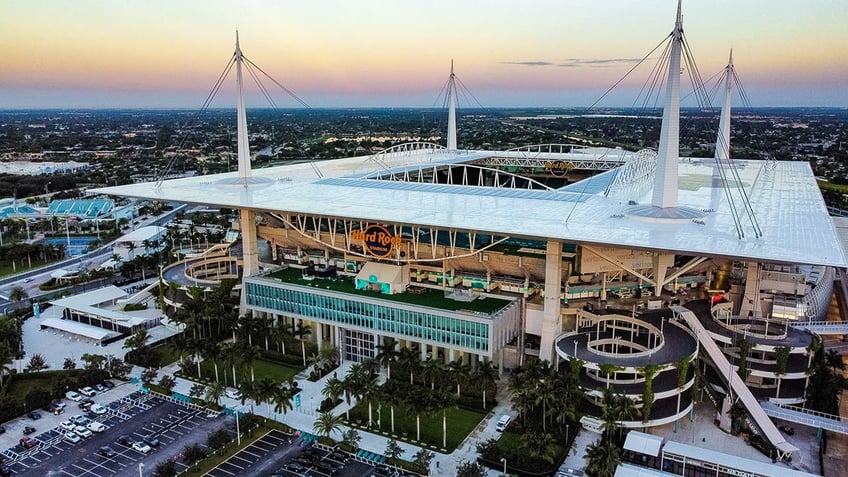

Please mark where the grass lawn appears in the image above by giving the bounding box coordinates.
[818,180,848,193]
[267,267,509,314]
[4,373,57,401]
[186,357,303,387]
[346,400,485,452]
[156,344,183,367]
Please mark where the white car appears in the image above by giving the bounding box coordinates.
[59,420,76,432]
[87,422,107,433]
[132,441,152,454]
[65,391,82,402]
[64,431,81,444]
[90,404,107,415]
[79,387,96,397]
[74,425,93,438]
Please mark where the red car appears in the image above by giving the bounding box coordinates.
[20,436,37,449]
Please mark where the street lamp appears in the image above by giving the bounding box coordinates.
[500,457,507,476]
[138,462,144,477]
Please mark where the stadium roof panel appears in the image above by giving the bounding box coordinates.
[92,149,847,268]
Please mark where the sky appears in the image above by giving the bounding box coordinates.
[1,0,846,109]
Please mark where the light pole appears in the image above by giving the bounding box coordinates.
[235,407,241,445]
[500,457,507,476]
[138,462,144,477]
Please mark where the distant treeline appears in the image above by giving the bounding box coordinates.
[0,173,80,200]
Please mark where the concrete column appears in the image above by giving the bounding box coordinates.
[421,343,428,360]
[449,349,456,363]
[739,262,761,318]
[316,323,324,351]
[652,253,674,297]
[539,240,563,361]
[240,208,259,277]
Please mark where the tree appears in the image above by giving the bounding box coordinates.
[153,459,177,477]
[159,375,177,394]
[182,443,208,465]
[456,459,487,477]
[255,378,278,418]
[342,428,361,449]
[272,383,295,420]
[123,328,150,352]
[8,286,28,303]
[25,353,48,372]
[313,411,344,439]
[384,439,404,464]
[141,368,158,386]
[189,383,205,400]
[375,338,398,380]
[80,353,107,370]
[63,357,76,370]
[413,448,435,469]
[322,376,344,404]
[397,347,419,384]
[584,439,621,477]
[205,381,227,407]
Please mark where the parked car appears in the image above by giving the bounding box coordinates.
[0,424,5,434]
[19,436,37,449]
[51,399,66,409]
[74,426,93,438]
[90,404,107,415]
[118,435,137,447]
[283,462,306,472]
[87,422,107,433]
[22,426,36,435]
[64,431,81,444]
[94,383,106,392]
[142,435,160,447]
[26,411,42,420]
[45,404,64,415]
[101,380,115,389]
[132,441,152,454]
[79,387,96,397]
[98,446,117,458]
[70,415,91,426]
[60,420,76,432]
[65,391,82,402]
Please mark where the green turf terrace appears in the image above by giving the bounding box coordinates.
[266,267,510,315]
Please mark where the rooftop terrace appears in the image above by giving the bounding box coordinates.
[265,266,511,315]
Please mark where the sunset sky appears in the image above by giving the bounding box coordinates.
[1,0,846,109]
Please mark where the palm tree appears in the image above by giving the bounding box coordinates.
[534,376,557,433]
[421,357,448,390]
[205,380,227,408]
[271,320,292,355]
[221,341,241,388]
[122,328,150,352]
[8,286,28,304]
[237,380,260,414]
[255,378,278,418]
[313,411,344,439]
[294,321,312,366]
[397,347,419,384]
[375,338,399,380]
[434,387,456,449]
[240,343,262,382]
[273,383,295,421]
[449,360,469,397]
[472,360,498,408]
[322,376,345,405]
[584,439,621,477]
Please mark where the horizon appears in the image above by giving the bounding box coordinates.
[1,0,846,109]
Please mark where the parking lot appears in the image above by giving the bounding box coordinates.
[2,391,231,477]
[204,429,416,477]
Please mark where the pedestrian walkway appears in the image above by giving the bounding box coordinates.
[142,360,519,475]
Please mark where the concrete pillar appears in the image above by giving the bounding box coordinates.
[539,240,563,361]
[739,262,761,318]
[240,208,259,277]
[449,349,456,363]
[316,323,324,351]
[652,253,674,297]
[421,343,428,360]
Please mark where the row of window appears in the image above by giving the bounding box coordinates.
[247,282,490,351]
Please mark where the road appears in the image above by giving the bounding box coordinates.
[0,204,186,311]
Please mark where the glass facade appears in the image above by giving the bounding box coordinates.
[246,280,493,353]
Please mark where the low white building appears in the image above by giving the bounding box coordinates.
[112,225,166,261]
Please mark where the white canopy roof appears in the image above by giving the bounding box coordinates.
[40,317,116,341]
[93,149,847,268]
[623,431,664,457]
[356,262,404,285]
